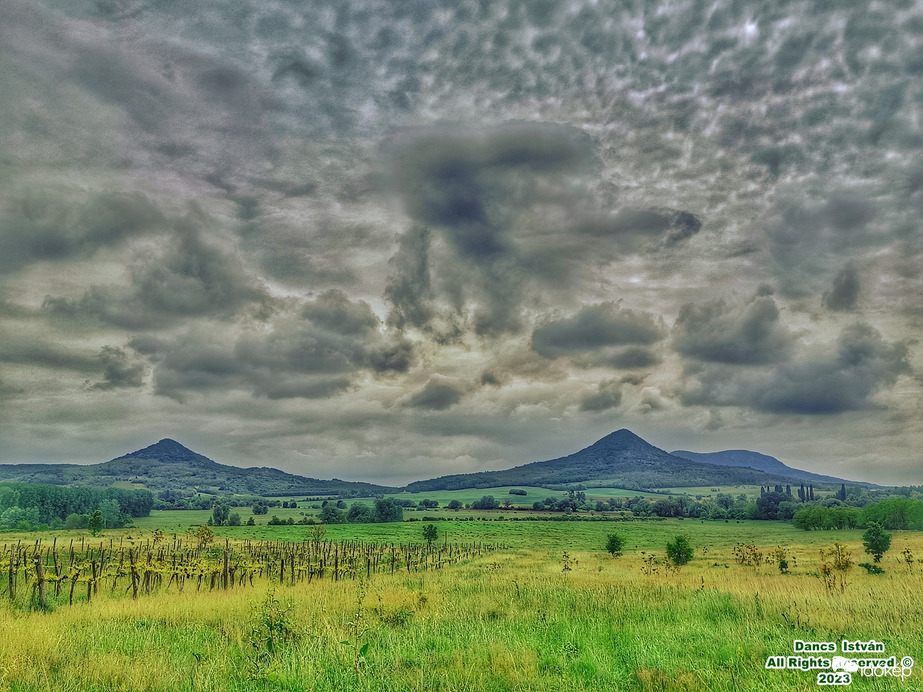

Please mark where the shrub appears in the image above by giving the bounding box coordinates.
[605,532,624,557]
[862,521,891,563]
[666,535,693,566]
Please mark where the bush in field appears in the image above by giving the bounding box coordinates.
[819,543,853,592]
[447,500,462,510]
[194,524,214,548]
[472,495,499,510]
[248,587,298,680]
[666,535,693,566]
[862,522,891,563]
[605,532,624,557]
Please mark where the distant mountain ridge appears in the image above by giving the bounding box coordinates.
[0,439,395,496]
[403,428,823,492]
[0,431,876,496]
[669,449,876,487]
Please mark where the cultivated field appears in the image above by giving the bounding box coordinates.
[1,518,921,691]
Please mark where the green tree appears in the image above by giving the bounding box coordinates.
[88,509,104,537]
[373,498,403,523]
[64,513,89,530]
[666,534,693,566]
[99,498,123,528]
[423,524,438,545]
[319,505,346,524]
[606,532,624,557]
[212,503,230,526]
[347,502,374,523]
[862,521,892,563]
[472,495,499,510]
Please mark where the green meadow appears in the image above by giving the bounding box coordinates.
[1,516,922,691]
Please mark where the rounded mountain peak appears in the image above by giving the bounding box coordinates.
[117,438,214,465]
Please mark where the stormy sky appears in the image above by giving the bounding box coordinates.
[1,0,921,486]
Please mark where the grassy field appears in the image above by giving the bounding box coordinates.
[1,518,922,691]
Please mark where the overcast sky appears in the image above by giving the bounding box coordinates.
[1,0,921,486]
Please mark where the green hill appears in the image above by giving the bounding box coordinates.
[403,429,824,492]
[0,439,394,497]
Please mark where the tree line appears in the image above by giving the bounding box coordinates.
[0,482,153,531]
[793,497,923,531]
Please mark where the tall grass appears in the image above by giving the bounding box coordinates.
[0,522,920,691]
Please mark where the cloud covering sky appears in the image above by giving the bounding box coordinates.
[1,0,921,485]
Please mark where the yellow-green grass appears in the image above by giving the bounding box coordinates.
[121,515,864,553]
[1,522,922,691]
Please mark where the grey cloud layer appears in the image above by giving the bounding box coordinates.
[0,0,921,483]
[682,323,910,415]
[672,293,792,365]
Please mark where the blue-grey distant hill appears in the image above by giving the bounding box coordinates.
[670,449,879,488]
[0,433,877,496]
[403,429,827,492]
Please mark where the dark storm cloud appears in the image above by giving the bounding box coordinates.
[576,208,702,250]
[383,121,595,251]
[0,190,165,273]
[532,304,665,359]
[767,194,877,298]
[385,224,434,331]
[382,122,598,335]
[601,348,661,370]
[672,293,792,365]
[406,378,465,411]
[682,323,910,415]
[140,291,413,401]
[44,213,267,329]
[93,346,145,390]
[823,265,861,312]
[0,332,99,374]
[579,380,622,412]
